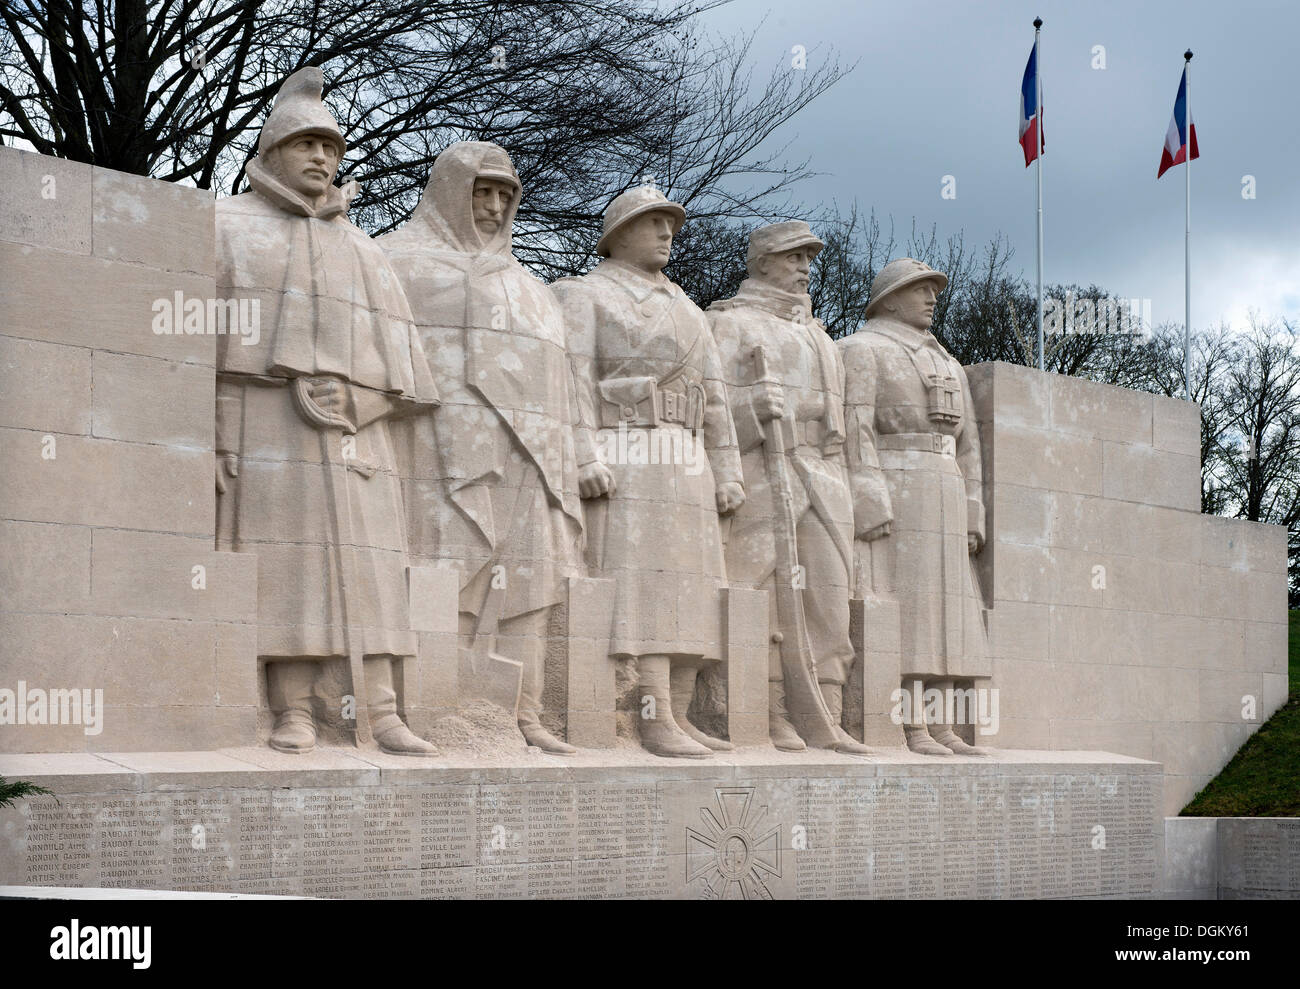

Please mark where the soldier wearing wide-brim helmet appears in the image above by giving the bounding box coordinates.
[594,185,686,257]
[553,184,745,759]
[838,256,992,756]
[215,66,437,756]
[863,257,949,318]
[708,220,871,755]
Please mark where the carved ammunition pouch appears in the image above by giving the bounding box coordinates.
[598,376,705,431]
[789,417,845,459]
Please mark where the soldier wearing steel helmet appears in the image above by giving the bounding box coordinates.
[837,258,992,755]
[553,185,745,759]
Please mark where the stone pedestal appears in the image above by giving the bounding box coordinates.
[1,749,1161,899]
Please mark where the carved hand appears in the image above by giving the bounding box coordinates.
[579,460,616,499]
[215,453,238,494]
[751,381,785,422]
[861,520,892,541]
[309,377,355,422]
[715,481,746,514]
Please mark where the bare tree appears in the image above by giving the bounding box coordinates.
[1217,318,1300,522]
[0,1,850,280]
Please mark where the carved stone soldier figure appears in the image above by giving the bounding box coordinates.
[215,67,437,755]
[381,142,585,755]
[837,258,991,755]
[709,222,870,755]
[553,186,745,759]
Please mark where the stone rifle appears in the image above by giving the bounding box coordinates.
[751,344,838,749]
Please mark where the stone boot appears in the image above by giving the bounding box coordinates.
[375,723,437,756]
[638,656,712,759]
[904,724,953,756]
[270,710,317,753]
[819,682,871,756]
[768,681,806,752]
[268,659,317,754]
[366,656,436,756]
[929,724,990,755]
[670,664,733,751]
[520,720,577,755]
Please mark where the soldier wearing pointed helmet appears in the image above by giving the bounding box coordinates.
[215,67,437,755]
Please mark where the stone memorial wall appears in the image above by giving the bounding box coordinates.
[0,751,1161,899]
[1164,817,1300,899]
[963,363,1288,814]
[0,74,1288,901]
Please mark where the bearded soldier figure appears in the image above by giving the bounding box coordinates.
[837,258,991,755]
[215,67,437,755]
[554,186,745,759]
[381,142,585,755]
[709,221,870,755]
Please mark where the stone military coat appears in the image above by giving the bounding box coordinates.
[215,158,437,659]
[708,279,857,683]
[554,259,743,661]
[838,317,990,679]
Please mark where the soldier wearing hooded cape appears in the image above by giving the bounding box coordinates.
[215,67,438,755]
[380,141,585,754]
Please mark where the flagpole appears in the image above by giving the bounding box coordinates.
[1035,17,1044,371]
[1183,49,1193,401]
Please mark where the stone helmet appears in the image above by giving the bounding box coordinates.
[257,66,346,159]
[596,185,686,257]
[865,258,948,317]
[410,140,521,255]
[746,220,824,272]
[472,144,522,195]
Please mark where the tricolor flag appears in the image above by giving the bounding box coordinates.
[1157,65,1199,178]
[1019,39,1043,166]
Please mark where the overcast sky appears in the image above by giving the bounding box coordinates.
[699,0,1297,331]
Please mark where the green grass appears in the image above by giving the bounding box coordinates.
[1291,609,1300,689]
[1179,611,1300,817]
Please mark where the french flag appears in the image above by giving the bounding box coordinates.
[1019,40,1043,166]
[1158,65,1199,178]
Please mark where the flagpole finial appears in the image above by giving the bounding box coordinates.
[1184,49,1193,61]
[1034,17,1043,29]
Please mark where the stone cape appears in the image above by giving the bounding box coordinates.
[379,142,584,621]
[215,159,437,658]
